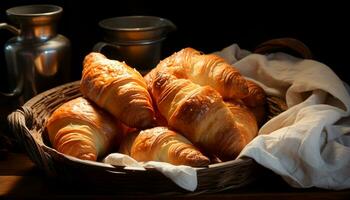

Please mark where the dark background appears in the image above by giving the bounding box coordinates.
[1,0,350,83]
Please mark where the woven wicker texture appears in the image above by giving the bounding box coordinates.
[7,81,288,194]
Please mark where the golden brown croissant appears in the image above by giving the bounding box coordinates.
[242,80,266,107]
[46,97,122,161]
[119,127,210,167]
[152,47,249,99]
[81,52,155,129]
[225,99,258,144]
[150,72,253,161]
[241,80,267,126]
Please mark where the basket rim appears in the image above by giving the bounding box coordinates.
[23,80,81,108]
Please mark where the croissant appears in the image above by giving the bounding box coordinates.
[46,97,122,161]
[150,72,254,161]
[152,47,249,99]
[241,80,267,126]
[81,52,155,129]
[242,80,266,107]
[225,99,258,143]
[119,127,210,167]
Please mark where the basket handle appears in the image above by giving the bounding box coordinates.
[254,37,313,59]
[7,106,56,176]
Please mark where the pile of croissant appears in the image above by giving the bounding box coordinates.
[46,48,266,167]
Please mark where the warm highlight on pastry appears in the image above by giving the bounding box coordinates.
[46,97,122,161]
[242,80,266,107]
[153,47,249,99]
[81,52,155,129]
[150,72,253,161]
[120,127,210,167]
[225,99,258,143]
[241,80,266,126]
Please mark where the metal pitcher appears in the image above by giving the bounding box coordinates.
[0,4,71,105]
[93,16,176,72]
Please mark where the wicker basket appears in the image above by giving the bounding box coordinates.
[8,81,270,194]
[7,38,308,195]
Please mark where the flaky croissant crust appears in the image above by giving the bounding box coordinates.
[153,47,249,99]
[150,72,252,161]
[46,97,121,161]
[81,53,155,128]
[121,127,210,167]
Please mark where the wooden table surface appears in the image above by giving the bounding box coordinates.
[1,105,350,200]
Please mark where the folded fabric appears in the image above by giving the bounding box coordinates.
[215,44,350,190]
[103,153,197,191]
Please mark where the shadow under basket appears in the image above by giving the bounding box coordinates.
[7,81,286,195]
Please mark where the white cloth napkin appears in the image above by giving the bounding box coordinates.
[103,153,197,191]
[215,44,350,190]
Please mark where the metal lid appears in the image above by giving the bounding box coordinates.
[6,5,62,25]
[99,16,176,43]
